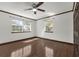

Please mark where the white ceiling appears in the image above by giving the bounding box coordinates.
[0,2,73,20]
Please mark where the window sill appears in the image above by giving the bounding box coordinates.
[11,31,31,33]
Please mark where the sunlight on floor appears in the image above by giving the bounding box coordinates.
[11,45,32,57]
[45,46,54,57]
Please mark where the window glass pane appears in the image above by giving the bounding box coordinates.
[45,20,53,33]
[11,16,31,33]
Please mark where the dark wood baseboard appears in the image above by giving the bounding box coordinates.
[0,36,74,46]
[0,36,37,46]
[36,37,74,45]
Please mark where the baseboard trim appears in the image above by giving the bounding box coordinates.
[0,36,74,46]
[36,37,74,45]
[0,36,37,46]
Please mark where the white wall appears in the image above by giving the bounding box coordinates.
[36,12,73,43]
[0,12,36,44]
[0,11,73,44]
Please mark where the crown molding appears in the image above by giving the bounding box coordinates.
[36,9,73,21]
[0,10,37,21]
[0,9,73,21]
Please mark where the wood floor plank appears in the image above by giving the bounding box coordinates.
[0,38,74,57]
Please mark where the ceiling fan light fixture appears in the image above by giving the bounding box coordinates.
[32,8,37,11]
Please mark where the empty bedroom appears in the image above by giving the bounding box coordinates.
[0,2,78,57]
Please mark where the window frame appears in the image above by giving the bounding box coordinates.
[11,16,32,33]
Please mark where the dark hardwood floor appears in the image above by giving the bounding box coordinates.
[0,38,74,57]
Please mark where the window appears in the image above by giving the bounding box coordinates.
[11,16,31,33]
[45,19,53,33]
[22,20,31,32]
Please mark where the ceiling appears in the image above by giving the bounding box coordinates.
[0,2,73,20]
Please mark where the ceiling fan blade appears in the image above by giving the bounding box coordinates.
[35,2,44,8]
[37,8,45,12]
[24,8,32,11]
[34,11,36,14]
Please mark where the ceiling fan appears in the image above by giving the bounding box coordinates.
[24,2,45,14]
